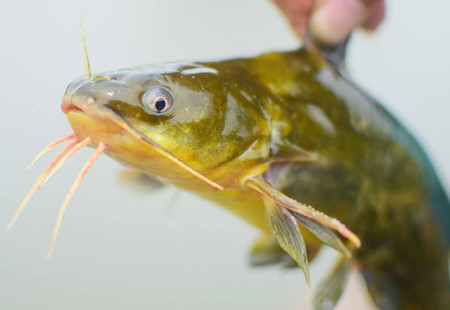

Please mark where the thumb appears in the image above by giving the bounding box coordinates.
[310,0,385,45]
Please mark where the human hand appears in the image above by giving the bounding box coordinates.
[274,0,385,45]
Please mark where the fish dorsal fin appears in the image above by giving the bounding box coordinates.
[305,32,351,76]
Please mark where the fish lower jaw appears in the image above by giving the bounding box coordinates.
[65,110,123,147]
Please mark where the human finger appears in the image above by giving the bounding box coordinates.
[310,0,385,45]
[273,0,315,37]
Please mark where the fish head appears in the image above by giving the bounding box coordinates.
[62,62,271,190]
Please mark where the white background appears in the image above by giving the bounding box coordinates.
[0,1,449,309]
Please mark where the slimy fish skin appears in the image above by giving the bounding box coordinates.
[15,46,450,310]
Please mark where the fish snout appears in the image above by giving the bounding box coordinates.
[62,74,141,115]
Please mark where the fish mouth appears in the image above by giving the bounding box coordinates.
[61,98,82,113]
[61,94,125,147]
[61,98,83,114]
[62,94,103,118]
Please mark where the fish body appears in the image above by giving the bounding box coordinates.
[55,47,450,309]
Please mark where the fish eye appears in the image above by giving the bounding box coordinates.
[142,87,173,114]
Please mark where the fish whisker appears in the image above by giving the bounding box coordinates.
[26,134,76,169]
[7,138,90,230]
[38,137,91,189]
[46,142,105,258]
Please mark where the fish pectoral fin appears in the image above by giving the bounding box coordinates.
[245,174,360,250]
[291,212,352,258]
[250,235,323,268]
[313,256,352,310]
[264,199,310,285]
[117,169,166,194]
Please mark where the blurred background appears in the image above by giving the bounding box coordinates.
[0,1,449,309]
